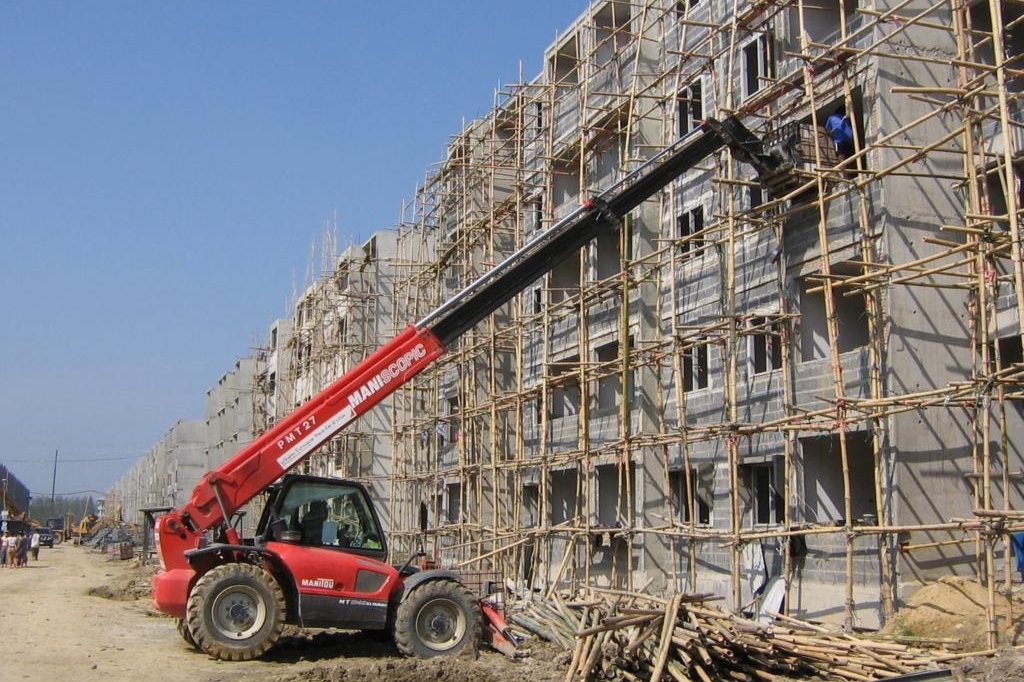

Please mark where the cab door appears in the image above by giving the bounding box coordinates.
[264,476,396,629]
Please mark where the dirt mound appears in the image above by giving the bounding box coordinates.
[268,656,546,682]
[881,576,1024,650]
[264,629,566,682]
[953,648,1024,682]
[87,556,158,601]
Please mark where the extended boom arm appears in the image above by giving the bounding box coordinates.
[155,116,780,569]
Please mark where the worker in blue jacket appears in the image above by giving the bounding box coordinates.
[825,105,855,161]
[1012,531,1024,582]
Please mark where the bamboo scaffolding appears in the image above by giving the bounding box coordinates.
[347,0,1024,653]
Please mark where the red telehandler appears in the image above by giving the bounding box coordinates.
[152,116,797,661]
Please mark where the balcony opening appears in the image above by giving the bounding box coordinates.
[588,131,622,192]
[522,483,540,528]
[595,338,634,411]
[595,228,622,281]
[790,0,858,45]
[669,466,712,524]
[550,37,579,91]
[799,262,869,361]
[597,462,635,527]
[548,355,582,419]
[984,160,1023,233]
[969,0,1024,80]
[748,179,764,210]
[800,431,875,524]
[552,158,581,217]
[551,468,580,524]
[594,1,632,64]
[809,91,865,169]
[550,253,581,304]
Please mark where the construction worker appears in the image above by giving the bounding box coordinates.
[825,105,855,161]
[299,500,329,545]
[1012,532,1024,583]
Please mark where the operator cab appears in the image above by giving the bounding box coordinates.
[256,474,388,562]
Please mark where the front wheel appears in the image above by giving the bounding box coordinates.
[393,580,480,658]
[176,618,199,650]
[186,562,285,661]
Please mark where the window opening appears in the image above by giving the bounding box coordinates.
[743,34,771,98]
[678,79,703,138]
[677,205,705,258]
[750,316,783,374]
[741,459,783,526]
[683,340,709,392]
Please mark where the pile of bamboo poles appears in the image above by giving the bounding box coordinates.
[509,590,949,682]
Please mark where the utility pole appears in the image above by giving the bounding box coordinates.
[50,449,58,507]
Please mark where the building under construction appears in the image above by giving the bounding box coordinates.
[112,0,1022,643]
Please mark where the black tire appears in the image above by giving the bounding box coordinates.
[176,618,199,650]
[393,580,480,658]
[186,563,285,661]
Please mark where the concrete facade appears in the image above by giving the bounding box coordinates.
[109,0,1022,632]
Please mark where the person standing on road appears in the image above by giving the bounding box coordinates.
[16,532,29,567]
[5,531,17,567]
[0,531,8,567]
[30,530,40,561]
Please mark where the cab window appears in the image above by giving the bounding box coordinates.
[277,481,384,551]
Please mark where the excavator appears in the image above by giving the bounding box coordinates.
[152,115,800,661]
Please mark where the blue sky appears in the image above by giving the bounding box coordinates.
[0,1,586,502]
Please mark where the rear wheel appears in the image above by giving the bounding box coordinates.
[186,562,285,661]
[393,580,480,658]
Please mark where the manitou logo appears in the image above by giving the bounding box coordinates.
[346,343,428,410]
[301,577,335,589]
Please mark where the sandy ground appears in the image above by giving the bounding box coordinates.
[0,542,564,682]
[3,541,1024,682]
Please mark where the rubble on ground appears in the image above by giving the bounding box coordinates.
[511,590,957,681]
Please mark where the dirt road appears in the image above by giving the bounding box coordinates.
[4,542,1021,682]
[0,542,562,682]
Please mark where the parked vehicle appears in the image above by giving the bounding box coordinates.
[35,527,54,548]
[45,516,67,544]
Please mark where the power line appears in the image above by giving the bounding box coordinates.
[1,455,139,464]
[30,490,106,497]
